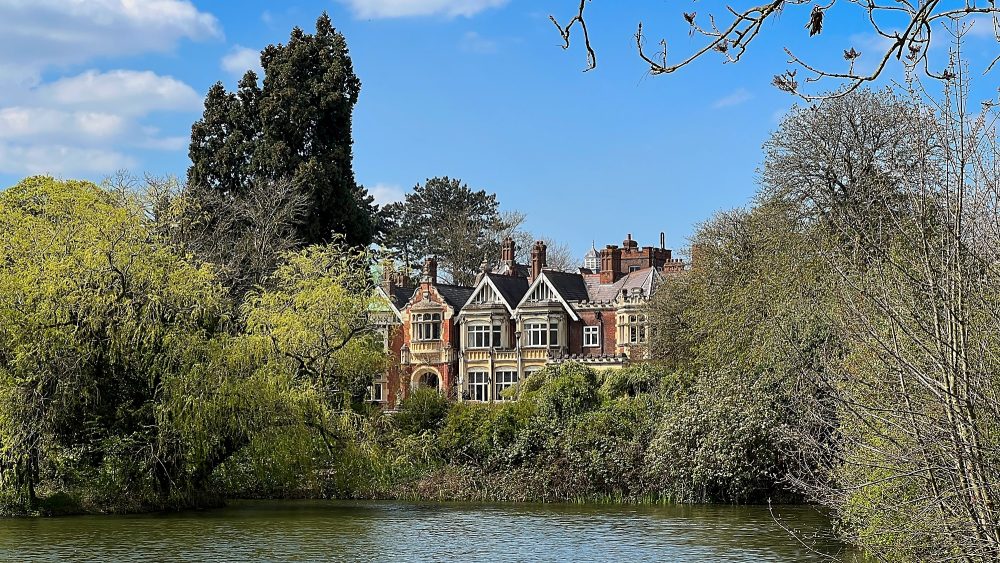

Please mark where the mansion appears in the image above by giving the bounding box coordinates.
[371,234,684,409]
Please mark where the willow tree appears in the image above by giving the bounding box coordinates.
[0,177,329,511]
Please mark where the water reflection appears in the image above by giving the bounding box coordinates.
[0,500,861,562]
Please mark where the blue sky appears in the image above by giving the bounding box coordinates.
[1,1,997,261]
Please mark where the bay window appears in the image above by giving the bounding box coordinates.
[525,320,559,347]
[468,371,489,402]
[412,312,442,341]
[494,370,518,401]
[467,323,502,348]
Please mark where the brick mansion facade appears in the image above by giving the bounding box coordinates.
[371,234,684,409]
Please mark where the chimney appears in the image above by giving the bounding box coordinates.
[422,256,438,284]
[500,236,518,276]
[530,240,547,282]
[381,271,395,295]
[599,245,622,284]
[660,232,665,250]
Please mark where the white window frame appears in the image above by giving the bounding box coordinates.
[370,382,384,403]
[494,370,518,401]
[583,325,600,348]
[468,371,490,402]
[525,321,558,347]
[412,312,442,341]
[467,323,502,349]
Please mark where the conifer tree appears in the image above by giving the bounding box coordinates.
[188,13,375,247]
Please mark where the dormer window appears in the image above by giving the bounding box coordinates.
[413,312,442,341]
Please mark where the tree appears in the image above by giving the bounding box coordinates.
[763,77,1000,560]
[0,176,330,510]
[551,1,1000,99]
[242,238,387,411]
[380,177,507,286]
[105,171,308,301]
[188,13,376,247]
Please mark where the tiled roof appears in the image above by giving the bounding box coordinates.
[543,270,590,302]
[389,286,416,310]
[485,273,529,308]
[584,268,662,302]
[435,283,475,313]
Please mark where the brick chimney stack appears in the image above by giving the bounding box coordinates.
[422,256,438,284]
[530,240,547,282]
[599,245,622,284]
[500,236,518,276]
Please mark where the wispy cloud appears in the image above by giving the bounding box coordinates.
[713,88,752,109]
[460,31,498,54]
[337,0,508,19]
[369,183,406,206]
[221,46,263,78]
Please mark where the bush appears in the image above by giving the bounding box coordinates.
[393,387,450,435]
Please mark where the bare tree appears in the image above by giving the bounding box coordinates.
[493,210,577,271]
[551,1,1000,99]
[765,45,1000,559]
[105,172,308,300]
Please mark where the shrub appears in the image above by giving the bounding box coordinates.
[393,387,450,435]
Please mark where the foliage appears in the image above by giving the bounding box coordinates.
[0,176,383,514]
[393,388,450,436]
[242,239,386,408]
[188,13,376,247]
[379,177,508,285]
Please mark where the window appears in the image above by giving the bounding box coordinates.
[467,323,502,348]
[525,321,559,347]
[468,371,489,402]
[584,325,600,347]
[370,382,384,403]
[494,370,518,401]
[629,265,641,272]
[412,312,441,341]
[621,314,648,344]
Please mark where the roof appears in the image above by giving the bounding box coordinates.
[483,273,529,308]
[388,285,416,310]
[543,270,590,302]
[584,267,662,302]
[435,283,475,313]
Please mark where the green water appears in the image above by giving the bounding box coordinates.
[0,500,860,562]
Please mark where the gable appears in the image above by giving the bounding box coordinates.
[515,273,580,321]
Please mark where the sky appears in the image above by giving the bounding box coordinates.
[1,1,997,261]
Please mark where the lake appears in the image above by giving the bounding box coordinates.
[0,500,860,562]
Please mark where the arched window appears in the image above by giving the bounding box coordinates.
[412,312,442,341]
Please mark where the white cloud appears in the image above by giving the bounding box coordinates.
[713,88,752,109]
[369,183,406,206]
[0,107,126,142]
[0,0,220,87]
[460,31,498,54]
[35,70,201,116]
[0,2,217,179]
[338,0,507,19]
[221,46,263,78]
[0,143,135,176]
